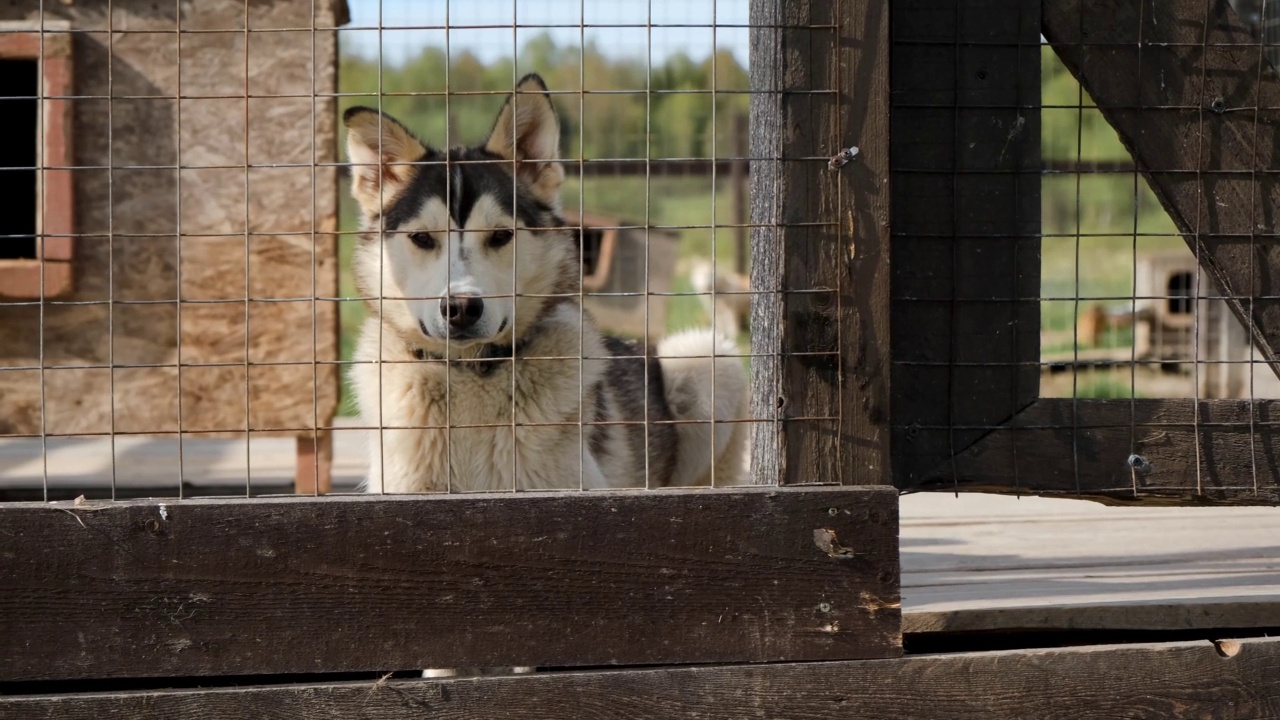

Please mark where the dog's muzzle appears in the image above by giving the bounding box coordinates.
[441,295,484,332]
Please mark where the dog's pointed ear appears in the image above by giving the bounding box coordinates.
[485,74,565,205]
[344,107,427,216]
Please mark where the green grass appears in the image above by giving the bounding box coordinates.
[561,175,744,265]
[1042,326,1135,356]
[1040,44,1185,314]
[666,274,708,330]
[1075,376,1141,399]
[336,191,363,416]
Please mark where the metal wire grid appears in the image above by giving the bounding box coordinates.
[892,0,1280,500]
[0,0,852,501]
[337,1,818,493]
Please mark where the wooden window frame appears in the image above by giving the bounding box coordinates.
[0,26,73,299]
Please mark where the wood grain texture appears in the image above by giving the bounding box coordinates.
[747,0,890,486]
[0,488,901,681]
[0,0,343,438]
[890,0,1043,489]
[1044,0,1280,381]
[4,637,1279,719]
[904,599,1280,634]
[918,398,1280,504]
[0,260,72,299]
[293,430,333,494]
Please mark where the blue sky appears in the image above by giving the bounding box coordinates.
[341,0,750,66]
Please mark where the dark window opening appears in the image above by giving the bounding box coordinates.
[0,59,38,260]
[1167,271,1194,314]
[577,226,605,277]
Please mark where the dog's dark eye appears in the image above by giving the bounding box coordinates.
[407,232,437,251]
[487,229,514,250]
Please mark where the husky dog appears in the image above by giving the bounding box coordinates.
[344,74,748,494]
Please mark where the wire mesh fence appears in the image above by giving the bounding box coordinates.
[0,0,875,501]
[0,0,902,690]
[18,0,1272,506]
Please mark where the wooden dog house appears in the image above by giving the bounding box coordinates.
[0,0,349,492]
[1132,250,1280,399]
[567,210,680,340]
[1133,250,1198,362]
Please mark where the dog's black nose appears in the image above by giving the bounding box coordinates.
[441,295,484,330]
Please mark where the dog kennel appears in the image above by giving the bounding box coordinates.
[568,210,680,341]
[0,0,348,493]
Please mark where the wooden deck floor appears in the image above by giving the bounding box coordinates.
[3,426,1277,632]
[898,492,1280,632]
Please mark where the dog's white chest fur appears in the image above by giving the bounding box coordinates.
[352,306,613,493]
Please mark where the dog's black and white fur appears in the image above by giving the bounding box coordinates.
[345,74,748,494]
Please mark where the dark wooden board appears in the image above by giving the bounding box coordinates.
[890,0,1043,489]
[904,598,1280,634]
[918,398,1280,504]
[1044,0,1280,381]
[5,637,1279,719]
[747,0,891,486]
[0,488,901,681]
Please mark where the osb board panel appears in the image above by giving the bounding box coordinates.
[920,398,1280,504]
[0,488,901,680]
[3,638,1278,719]
[0,0,344,436]
[890,0,1043,489]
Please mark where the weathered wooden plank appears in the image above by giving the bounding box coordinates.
[0,260,73,299]
[1043,0,1280,380]
[747,0,890,486]
[890,0,1043,489]
[919,398,1280,504]
[0,488,901,681]
[4,637,1279,719]
[905,599,1280,634]
[899,492,1280,623]
[293,431,333,494]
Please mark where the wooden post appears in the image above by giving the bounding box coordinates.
[748,0,890,485]
[731,111,749,276]
[294,430,333,494]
